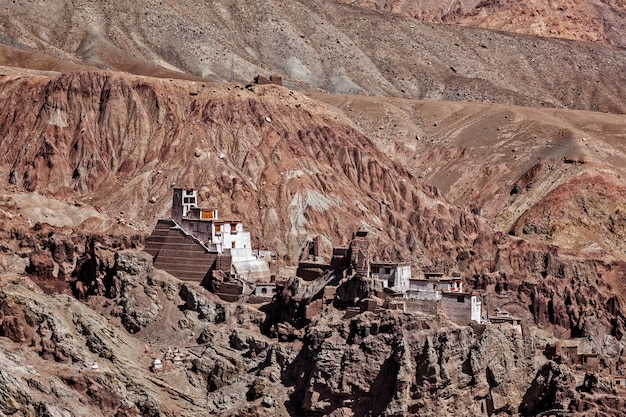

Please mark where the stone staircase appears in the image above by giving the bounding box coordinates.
[144,219,218,282]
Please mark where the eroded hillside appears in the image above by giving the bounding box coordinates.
[1,0,626,113]
[1,64,626,415]
[338,0,626,48]
[0,66,624,336]
[312,93,626,261]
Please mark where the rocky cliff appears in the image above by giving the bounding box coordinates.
[3,263,624,416]
[286,310,626,416]
[1,65,625,337]
[0,65,625,416]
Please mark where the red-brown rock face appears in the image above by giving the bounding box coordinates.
[0,297,37,344]
[1,68,624,344]
[0,69,484,264]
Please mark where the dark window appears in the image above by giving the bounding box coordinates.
[457,296,464,303]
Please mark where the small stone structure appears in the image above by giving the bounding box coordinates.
[151,358,163,372]
[404,298,439,315]
[406,272,463,298]
[360,297,382,313]
[350,230,370,278]
[385,300,406,311]
[305,298,324,320]
[579,353,600,372]
[253,74,283,86]
[253,284,277,298]
[440,292,482,325]
[343,306,361,320]
[544,341,601,371]
[296,237,332,281]
[489,308,522,333]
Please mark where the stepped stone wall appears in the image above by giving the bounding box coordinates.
[144,219,228,282]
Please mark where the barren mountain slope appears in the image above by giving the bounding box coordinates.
[2,2,626,416]
[1,67,626,416]
[312,93,626,260]
[338,0,626,48]
[2,66,626,335]
[2,0,626,113]
[0,66,472,265]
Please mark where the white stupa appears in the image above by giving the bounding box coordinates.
[151,358,163,371]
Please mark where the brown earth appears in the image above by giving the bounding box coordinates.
[1,2,626,415]
[337,0,626,48]
[311,93,626,261]
[1,66,625,336]
[1,0,626,114]
[0,67,625,415]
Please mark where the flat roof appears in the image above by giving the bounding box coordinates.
[183,218,243,223]
[410,277,463,282]
[441,291,473,297]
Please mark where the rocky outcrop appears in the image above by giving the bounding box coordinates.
[0,55,625,417]
[1,68,624,355]
[0,262,295,416]
[0,295,37,343]
[519,361,575,416]
[2,243,625,416]
[109,251,161,334]
[283,310,536,416]
[179,283,226,323]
